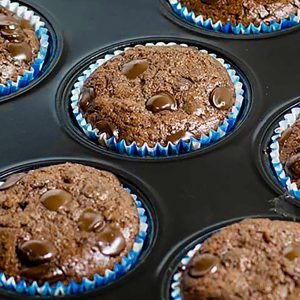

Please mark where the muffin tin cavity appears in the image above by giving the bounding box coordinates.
[56,37,252,160]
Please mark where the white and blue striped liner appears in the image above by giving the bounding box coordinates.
[0,0,49,96]
[0,183,148,296]
[71,42,245,157]
[168,0,300,35]
[270,106,300,199]
[171,243,201,300]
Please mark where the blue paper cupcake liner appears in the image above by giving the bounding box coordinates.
[71,42,245,157]
[270,106,300,199]
[168,0,300,35]
[0,0,49,96]
[0,183,148,296]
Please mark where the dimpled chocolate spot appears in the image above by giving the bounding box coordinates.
[18,240,56,265]
[166,130,194,144]
[284,243,300,261]
[40,189,72,211]
[97,225,126,257]
[0,173,26,190]
[285,153,300,179]
[209,87,234,110]
[188,254,220,278]
[1,26,25,42]
[279,127,292,146]
[146,93,177,113]
[78,208,105,232]
[7,41,32,62]
[96,120,118,138]
[79,87,95,111]
[21,264,65,282]
[122,59,149,80]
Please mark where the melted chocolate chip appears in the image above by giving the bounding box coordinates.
[146,93,177,113]
[0,14,19,27]
[96,120,118,139]
[285,153,300,179]
[284,243,300,261]
[18,240,56,265]
[166,130,194,144]
[97,225,126,257]
[79,87,95,111]
[122,59,149,80]
[209,87,234,110]
[78,208,105,232]
[7,42,32,62]
[21,264,65,282]
[188,254,220,278]
[279,127,292,146]
[40,189,72,212]
[0,173,26,190]
[1,26,25,42]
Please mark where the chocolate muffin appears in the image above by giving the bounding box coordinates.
[278,119,300,187]
[78,45,236,147]
[0,163,140,285]
[179,0,300,27]
[0,5,39,84]
[181,218,300,300]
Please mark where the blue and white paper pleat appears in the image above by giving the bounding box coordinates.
[168,0,300,35]
[71,42,245,157]
[0,186,148,296]
[171,243,201,300]
[270,106,300,199]
[0,0,49,96]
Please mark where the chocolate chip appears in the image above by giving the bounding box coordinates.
[284,243,300,261]
[146,93,177,113]
[18,240,56,265]
[78,208,105,232]
[188,254,220,278]
[285,153,300,179]
[7,41,32,62]
[122,59,149,80]
[0,173,26,190]
[97,225,126,257]
[166,130,194,144]
[201,0,218,4]
[209,87,234,110]
[278,127,292,146]
[95,120,118,139]
[1,26,25,42]
[21,264,65,282]
[79,87,95,111]
[0,15,19,27]
[40,189,72,212]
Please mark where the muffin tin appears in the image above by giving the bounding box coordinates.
[1,0,300,299]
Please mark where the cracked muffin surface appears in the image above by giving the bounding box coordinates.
[182,218,300,300]
[178,0,300,27]
[79,45,236,147]
[0,163,139,285]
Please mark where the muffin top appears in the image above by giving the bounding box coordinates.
[0,163,139,285]
[182,218,300,300]
[179,0,300,27]
[279,119,300,187]
[79,45,235,147]
[0,6,39,85]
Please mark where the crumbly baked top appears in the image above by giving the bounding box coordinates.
[0,163,139,285]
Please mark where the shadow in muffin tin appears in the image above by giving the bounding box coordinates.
[55,36,253,161]
[0,157,158,299]
[159,0,300,40]
[0,0,63,104]
[160,214,300,300]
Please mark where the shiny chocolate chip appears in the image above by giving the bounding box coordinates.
[78,208,105,232]
[96,120,118,139]
[18,240,56,265]
[284,243,300,261]
[21,264,65,282]
[0,173,26,190]
[188,254,220,278]
[0,14,19,27]
[97,225,126,257]
[40,189,72,212]
[166,130,194,145]
[146,93,177,113]
[7,41,32,62]
[1,26,25,42]
[285,153,300,179]
[122,59,149,80]
[79,87,95,111]
[278,127,292,146]
[209,87,234,110]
